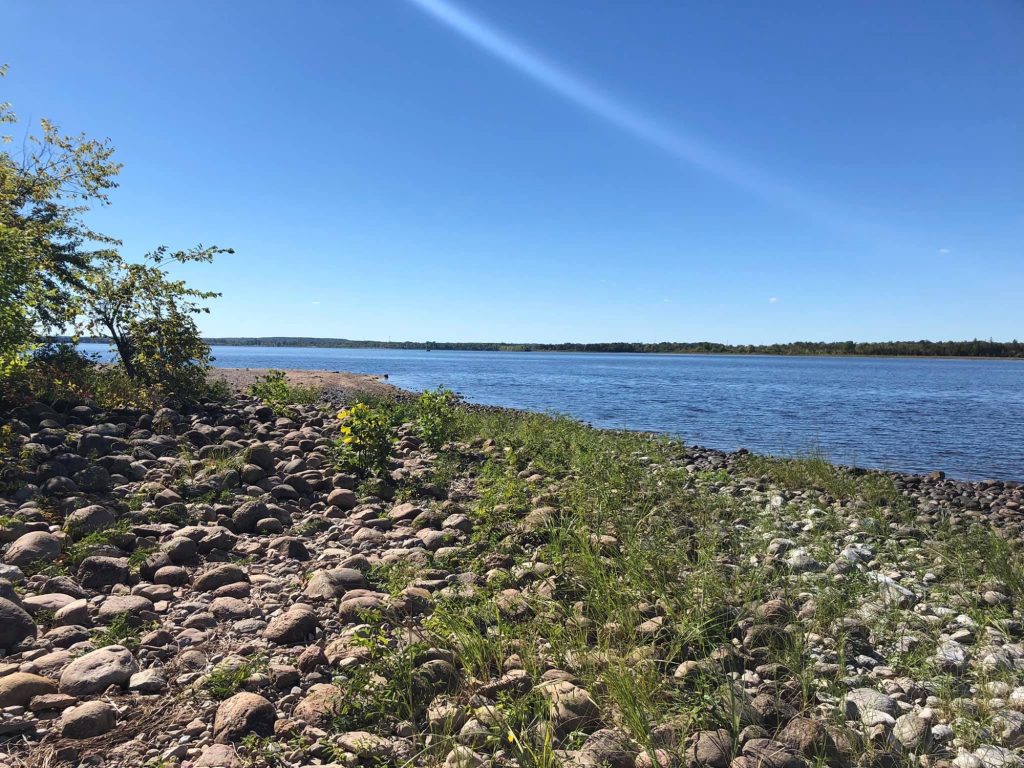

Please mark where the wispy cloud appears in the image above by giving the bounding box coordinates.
[938,248,951,254]
[311,301,321,305]
[768,296,779,304]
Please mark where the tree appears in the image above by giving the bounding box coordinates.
[81,245,232,394]
[0,65,122,374]
[0,226,36,379]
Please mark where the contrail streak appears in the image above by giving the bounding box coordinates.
[405,0,858,233]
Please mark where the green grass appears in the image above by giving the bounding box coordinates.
[395,449,465,502]
[63,519,134,567]
[329,623,422,732]
[248,369,322,414]
[203,655,269,700]
[92,612,154,648]
[368,559,421,597]
[128,545,158,572]
[737,450,905,507]
[186,390,1022,766]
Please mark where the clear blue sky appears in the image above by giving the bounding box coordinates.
[5,1,1022,343]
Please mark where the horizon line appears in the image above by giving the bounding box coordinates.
[66,335,1022,348]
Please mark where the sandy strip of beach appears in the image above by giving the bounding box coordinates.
[207,367,401,397]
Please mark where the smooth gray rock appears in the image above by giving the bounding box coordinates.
[4,531,61,566]
[61,700,117,738]
[59,645,139,696]
[0,596,36,650]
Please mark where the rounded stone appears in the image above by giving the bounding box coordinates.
[0,596,37,649]
[213,692,277,742]
[59,645,139,696]
[65,504,115,534]
[4,531,62,567]
[264,604,319,645]
[0,672,58,707]
[60,700,117,739]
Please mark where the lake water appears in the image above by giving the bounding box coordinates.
[80,344,1024,481]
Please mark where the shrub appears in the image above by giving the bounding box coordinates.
[123,312,210,398]
[80,245,231,401]
[1,341,231,410]
[248,369,321,413]
[414,387,459,448]
[334,402,394,476]
[23,348,164,410]
[0,424,24,492]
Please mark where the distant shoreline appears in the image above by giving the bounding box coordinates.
[69,336,1024,361]
[202,348,1019,362]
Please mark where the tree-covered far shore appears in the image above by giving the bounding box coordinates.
[73,336,1024,358]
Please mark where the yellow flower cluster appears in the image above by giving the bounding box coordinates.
[336,403,371,445]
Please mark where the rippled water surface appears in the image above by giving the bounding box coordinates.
[81,344,1024,480]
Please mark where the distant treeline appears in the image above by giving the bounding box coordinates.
[153,337,1024,358]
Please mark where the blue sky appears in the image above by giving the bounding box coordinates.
[4,1,1022,343]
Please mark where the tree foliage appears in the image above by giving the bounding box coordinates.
[1,67,232,402]
[0,64,121,374]
[80,245,232,395]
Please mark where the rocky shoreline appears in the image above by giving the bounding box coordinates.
[0,377,1021,768]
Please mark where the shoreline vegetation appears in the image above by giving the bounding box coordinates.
[72,336,1024,359]
[1,371,1022,767]
[4,66,1024,768]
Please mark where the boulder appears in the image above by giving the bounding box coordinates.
[195,744,244,768]
[4,531,62,566]
[0,596,37,650]
[53,598,90,626]
[777,716,839,760]
[245,444,275,471]
[302,567,367,599]
[445,746,486,768]
[128,668,167,694]
[97,594,155,624]
[59,645,139,696]
[264,604,319,645]
[40,574,88,598]
[684,729,732,768]
[893,713,931,751]
[232,500,272,533]
[542,680,602,736]
[267,536,310,561]
[60,700,117,738]
[65,504,115,534]
[578,728,637,768]
[0,672,58,707]
[194,564,250,592]
[213,692,276,742]
[161,536,199,564]
[23,592,76,614]
[78,556,131,590]
[72,465,112,492]
[845,688,897,721]
[335,731,394,759]
[293,683,343,727]
[327,488,357,510]
[741,739,805,768]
